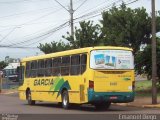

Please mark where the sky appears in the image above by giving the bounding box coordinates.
[0,0,159,61]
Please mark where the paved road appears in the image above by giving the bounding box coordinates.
[0,93,160,120]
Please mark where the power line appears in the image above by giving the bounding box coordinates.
[23,24,69,46]
[0,45,37,49]
[53,0,89,39]
[74,0,122,21]
[24,2,138,46]
[0,9,62,42]
[74,0,138,22]
[53,0,69,12]
[0,7,54,19]
[0,20,62,27]
[0,0,49,4]
[20,10,60,26]
[17,23,69,47]
[10,22,67,42]
[0,25,55,45]
[0,27,17,43]
[53,0,88,39]
[76,0,114,17]
[1,0,139,49]
[75,0,88,11]
[6,21,69,47]
[0,0,73,28]
[1,0,74,47]
[53,0,75,38]
[73,0,82,5]
[10,0,139,48]
[0,28,15,32]
[0,9,62,28]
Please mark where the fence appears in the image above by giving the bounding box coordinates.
[1,76,19,90]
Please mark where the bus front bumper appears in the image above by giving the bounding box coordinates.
[88,89,135,103]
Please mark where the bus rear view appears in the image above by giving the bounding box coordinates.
[88,49,135,109]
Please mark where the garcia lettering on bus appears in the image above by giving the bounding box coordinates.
[34,79,54,86]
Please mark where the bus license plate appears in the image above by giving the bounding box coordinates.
[110,96,118,100]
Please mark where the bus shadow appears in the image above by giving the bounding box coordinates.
[36,103,97,112]
[24,102,142,112]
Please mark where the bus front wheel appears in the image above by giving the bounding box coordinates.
[62,90,69,109]
[26,90,35,105]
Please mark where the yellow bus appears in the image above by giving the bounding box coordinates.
[18,46,135,110]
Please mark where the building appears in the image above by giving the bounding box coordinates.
[3,62,20,82]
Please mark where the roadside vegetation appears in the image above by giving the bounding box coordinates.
[0,61,8,70]
[135,80,160,97]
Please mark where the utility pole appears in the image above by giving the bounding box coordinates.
[0,74,2,93]
[70,0,74,39]
[151,0,157,104]
[54,0,74,39]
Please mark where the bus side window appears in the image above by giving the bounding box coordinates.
[81,54,87,74]
[52,58,61,76]
[38,60,45,77]
[18,66,24,85]
[25,62,31,78]
[70,55,80,75]
[61,56,70,76]
[45,59,52,76]
[31,61,37,78]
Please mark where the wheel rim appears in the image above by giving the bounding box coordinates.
[28,93,31,103]
[29,94,31,100]
[63,95,67,106]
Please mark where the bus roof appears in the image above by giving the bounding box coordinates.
[21,46,133,62]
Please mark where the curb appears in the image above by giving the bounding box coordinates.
[142,104,160,108]
[0,90,18,95]
[113,103,160,108]
[112,103,143,108]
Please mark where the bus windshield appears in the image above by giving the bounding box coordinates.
[90,50,134,69]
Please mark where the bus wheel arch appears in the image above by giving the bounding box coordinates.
[61,88,70,109]
[61,88,67,94]
[26,88,30,99]
[26,88,35,105]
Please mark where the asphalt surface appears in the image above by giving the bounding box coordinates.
[0,93,160,120]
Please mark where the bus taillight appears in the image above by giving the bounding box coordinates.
[89,80,94,89]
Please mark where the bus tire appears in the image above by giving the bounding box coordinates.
[94,102,111,110]
[27,90,35,105]
[62,90,69,109]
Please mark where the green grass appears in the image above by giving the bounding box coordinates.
[135,80,160,97]
[135,80,152,91]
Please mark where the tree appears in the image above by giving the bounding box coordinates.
[0,61,8,70]
[38,41,71,54]
[63,21,102,48]
[135,38,160,81]
[38,21,102,54]
[101,3,155,54]
[100,4,160,83]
